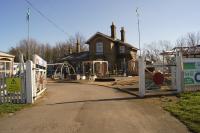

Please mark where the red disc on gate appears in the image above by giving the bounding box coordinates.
[153,72,164,85]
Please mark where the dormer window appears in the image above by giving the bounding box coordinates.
[96,42,103,55]
[119,46,125,53]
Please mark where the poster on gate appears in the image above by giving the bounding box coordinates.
[183,58,200,86]
[6,78,21,92]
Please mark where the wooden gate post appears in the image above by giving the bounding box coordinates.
[139,56,145,97]
[26,60,35,103]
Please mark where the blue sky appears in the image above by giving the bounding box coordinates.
[1,0,200,52]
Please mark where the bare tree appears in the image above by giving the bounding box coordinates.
[44,43,52,63]
[176,37,187,47]
[75,32,88,51]
[9,33,88,63]
[143,41,162,63]
[187,32,200,47]
[68,33,88,52]
[9,38,40,61]
[9,47,20,62]
[176,32,200,47]
[143,40,174,64]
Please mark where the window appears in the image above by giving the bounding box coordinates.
[96,42,103,54]
[6,62,10,70]
[120,60,124,70]
[119,46,125,53]
[0,62,4,70]
[120,58,126,71]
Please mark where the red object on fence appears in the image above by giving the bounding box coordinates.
[153,72,164,85]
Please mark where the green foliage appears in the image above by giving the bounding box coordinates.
[164,92,200,133]
[0,103,26,115]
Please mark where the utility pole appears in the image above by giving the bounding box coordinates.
[136,8,141,56]
[27,8,30,60]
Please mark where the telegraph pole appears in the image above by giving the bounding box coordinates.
[27,8,30,59]
[136,8,141,56]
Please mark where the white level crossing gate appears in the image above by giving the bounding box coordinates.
[26,55,47,103]
[138,53,183,97]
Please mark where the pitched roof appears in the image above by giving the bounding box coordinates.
[86,32,114,43]
[59,51,89,62]
[115,39,138,50]
[0,51,15,58]
[86,32,138,50]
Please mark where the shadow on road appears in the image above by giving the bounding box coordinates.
[46,90,177,106]
[112,87,139,96]
[112,87,177,97]
[46,96,138,106]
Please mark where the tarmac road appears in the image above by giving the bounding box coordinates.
[0,83,189,133]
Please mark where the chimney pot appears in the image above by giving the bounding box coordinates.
[111,22,116,39]
[68,46,72,54]
[120,27,125,42]
[76,39,80,53]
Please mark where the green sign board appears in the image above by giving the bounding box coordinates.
[6,78,22,92]
[184,59,200,85]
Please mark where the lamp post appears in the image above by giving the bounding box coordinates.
[136,8,141,56]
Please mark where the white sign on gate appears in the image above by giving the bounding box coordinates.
[33,54,47,68]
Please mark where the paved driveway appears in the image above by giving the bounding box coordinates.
[0,83,189,133]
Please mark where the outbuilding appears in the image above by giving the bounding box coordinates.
[0,51,15,77]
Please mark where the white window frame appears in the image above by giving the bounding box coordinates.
[119,46,125,53]
[96,42,103,55]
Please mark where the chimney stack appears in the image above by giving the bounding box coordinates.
[76,39,80,53]
[111,22,116,39]
[68,46,72,54]
[120,27,125,42]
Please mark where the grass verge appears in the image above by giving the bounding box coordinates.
[0,103,27,116]
[164,92,200,133]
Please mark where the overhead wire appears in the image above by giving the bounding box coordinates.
[24,0,70,38]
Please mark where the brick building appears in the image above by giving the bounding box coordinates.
[60,23,138,76]
[85,22,138,75]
